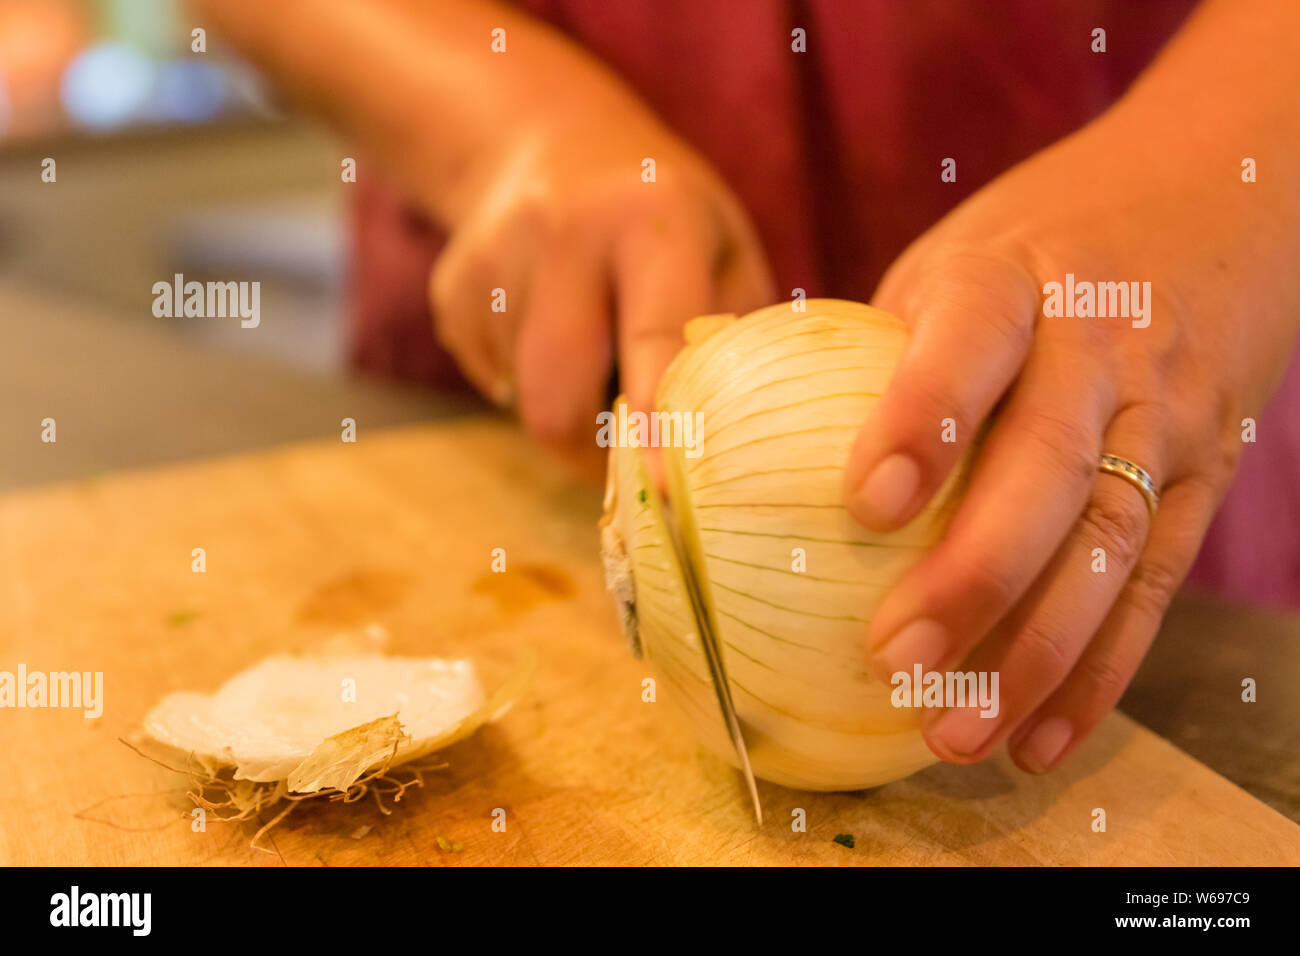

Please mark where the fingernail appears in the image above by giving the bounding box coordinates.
[849,453,920,528]
[1016,717,1073,773]
[872,618,947,683]
[930,705,1002,759]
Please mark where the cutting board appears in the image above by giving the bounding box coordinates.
[1,421,1296,865]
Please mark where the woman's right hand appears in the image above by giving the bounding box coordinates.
[196,0,771,466]
[429,96,774,465]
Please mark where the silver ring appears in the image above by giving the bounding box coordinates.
[1098,453,1159,519]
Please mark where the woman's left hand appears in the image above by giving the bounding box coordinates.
[841,82,1300,773]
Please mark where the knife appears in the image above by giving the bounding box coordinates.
[663,503,764,827]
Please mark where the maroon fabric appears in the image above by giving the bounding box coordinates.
[516,0,1196,300]
[349,177,471,391]
[347,0,1300,608]
[1188,356,1300,609]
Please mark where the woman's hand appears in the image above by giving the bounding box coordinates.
[430,97,773,466]
[842,0,1300,774]
[196,0,772,469]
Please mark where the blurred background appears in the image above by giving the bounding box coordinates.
[0,0,456,491]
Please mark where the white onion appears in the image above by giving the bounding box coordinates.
[144,653,506,793]
[601,299,974,791]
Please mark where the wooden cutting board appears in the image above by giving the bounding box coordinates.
[1,421,1296,865]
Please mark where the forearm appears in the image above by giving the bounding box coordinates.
[1112,0,1300,157]
[191,0,646,227]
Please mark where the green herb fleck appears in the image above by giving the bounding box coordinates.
[832,833,855,849]
[451,841,464,853]
[638,488,647,503]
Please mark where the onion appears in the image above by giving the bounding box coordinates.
[143,651,521,794]
[601,299,974,791]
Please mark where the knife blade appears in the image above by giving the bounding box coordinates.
[664,504,763,827]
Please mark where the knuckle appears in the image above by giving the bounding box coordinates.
[433,245,495,312]
[979,298,1034,354]
[1022,410,1099,486]
[636,180,706,228]
[1080,487,1148,571]
[1212,433,1245,480]
[923,244,1038,335]
[1076,653,1134,707]
[1017,614,1079,683]
[1143,288,1190,361]
[951,555,1021,618]
[517,187,572,242]
[1206,400,1247,480]
[1125,556,1183,621]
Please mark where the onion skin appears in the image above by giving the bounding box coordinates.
[602,299,975,791]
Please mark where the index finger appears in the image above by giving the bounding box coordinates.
[844,250,1040,531]
[614,225,715,417]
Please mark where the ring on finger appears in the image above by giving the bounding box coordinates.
[1098,453,1160,518]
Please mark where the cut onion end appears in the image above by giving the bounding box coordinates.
[600,518,640,657]
[600,397,647,657]
[141,649,529,795]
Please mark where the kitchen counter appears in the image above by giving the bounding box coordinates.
[1,281,1296,864]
